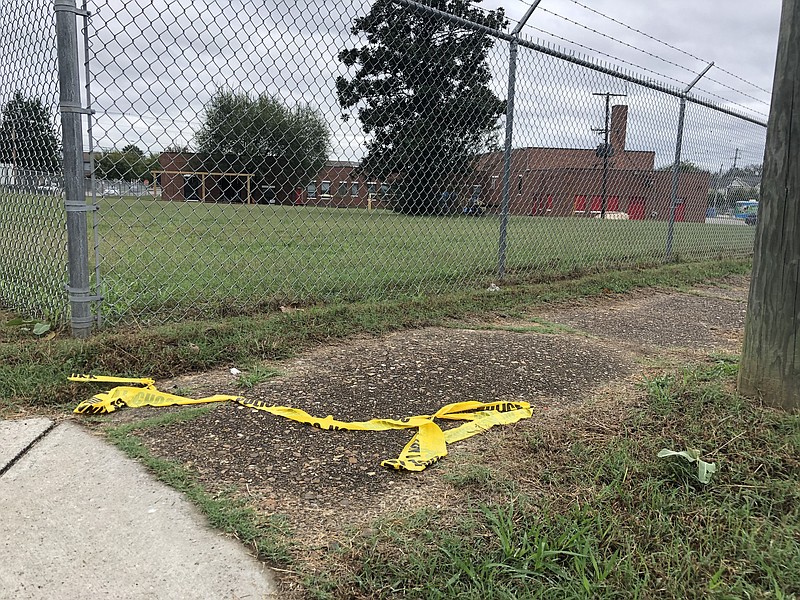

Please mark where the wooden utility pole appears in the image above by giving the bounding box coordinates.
[739,0,800,411]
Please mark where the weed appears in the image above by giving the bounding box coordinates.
[237,365,281,389]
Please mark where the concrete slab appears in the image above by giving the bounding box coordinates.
[0,422,277,600]
[0,417,53,473]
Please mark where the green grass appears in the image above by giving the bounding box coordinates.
[0,259,751,413]
[2,194,755,324]
[104,407,293,564]
[91,197,754,322]
[236,365,282,389]
[0,192,67,322]
[320,358,800,599]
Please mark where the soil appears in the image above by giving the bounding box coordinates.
[82,275,751,591]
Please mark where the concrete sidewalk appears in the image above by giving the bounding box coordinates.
[0,418,277,600]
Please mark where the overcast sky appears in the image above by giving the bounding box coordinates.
[3,0,782,173]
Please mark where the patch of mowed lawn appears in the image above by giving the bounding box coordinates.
[0,191,68,322]
[95,197,755,321]
[321,358,800,599]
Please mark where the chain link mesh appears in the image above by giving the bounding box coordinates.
[0,0,67,322]
[2,0,769,327]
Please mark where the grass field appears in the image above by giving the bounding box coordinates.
[94,197,755,323]
[3,194,756,323]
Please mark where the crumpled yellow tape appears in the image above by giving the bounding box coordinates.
[70,374,532,472]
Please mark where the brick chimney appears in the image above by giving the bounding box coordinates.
[610,104,628,153]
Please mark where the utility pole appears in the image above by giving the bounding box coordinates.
[714,162,724,215]
[592,92,626,218]
[739,0,800,412]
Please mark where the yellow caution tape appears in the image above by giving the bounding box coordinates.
[70,374,532,472]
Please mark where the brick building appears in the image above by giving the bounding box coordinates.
[155,154,389,208]
[472,105,710,222]
[155,105,709,221]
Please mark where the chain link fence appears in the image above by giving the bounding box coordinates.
[0,0,68,322]
[2,0,768,332]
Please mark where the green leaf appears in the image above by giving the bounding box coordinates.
[5,317,33,327]
[32,322,51,336]
[658,448,717,484]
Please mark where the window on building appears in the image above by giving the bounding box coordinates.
[306,182,317,199]
[517,174,523,194]
[321,180,331,196]
[491,176,499,190]
[380,182,390,196]
[338,180,348,196]
[351,181,359,197]
[367,181,377,194]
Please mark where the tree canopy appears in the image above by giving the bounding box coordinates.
[336,0,506,214]
[0,91,60,174]
[95,148,158,182]
[655,160,709,174]
[195,91,330,192]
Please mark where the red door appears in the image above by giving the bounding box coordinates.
[628,197,645,220]
[674,202,686,222]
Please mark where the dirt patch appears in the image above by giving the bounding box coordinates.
[537,284,747,354]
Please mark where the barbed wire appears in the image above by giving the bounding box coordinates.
[517,3,771,112]
[692,86,770,119]
[439,1,770,120]
[519,25,690,89]
[562,0,773,97]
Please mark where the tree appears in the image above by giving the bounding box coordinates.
[655,160,709,173]
[336,0,506,214]
[121,144,144,156]
[739,0,800,411]
[95,148,158,182]
[195,91,330,193]
[0,91,60,174]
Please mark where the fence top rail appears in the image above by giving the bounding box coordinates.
[391,0,768,128]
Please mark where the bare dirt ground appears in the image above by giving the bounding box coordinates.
[86,275,751,588]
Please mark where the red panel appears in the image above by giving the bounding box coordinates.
[574,195,586,212]
[628,197,645,220]
[608,196,620,211]
[675,202,686,222]
[546,196,553,210]
[590,196,602,211]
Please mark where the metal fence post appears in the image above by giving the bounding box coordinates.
[497,0,542,280]
[665,62,714,262]
[496,38,518,280]
[55,0,92,337]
